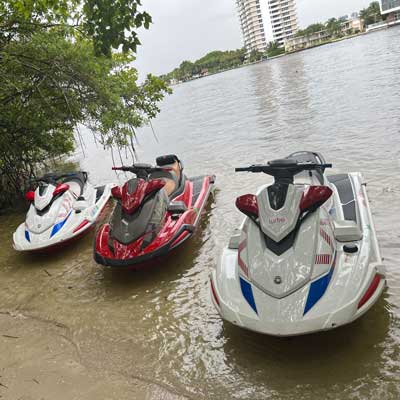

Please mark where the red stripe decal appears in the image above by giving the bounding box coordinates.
[320,227,334,251]
[238,239,249,277]
[315,254,332,265]
[73,219,90,233]
[210,278,220,307]
[358,274,381,309]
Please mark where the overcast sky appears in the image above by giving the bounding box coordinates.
[134,0,373,77]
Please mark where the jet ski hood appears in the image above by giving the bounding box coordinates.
[257,185,302,242]
[26,185,74,234]
[239,185,335,299]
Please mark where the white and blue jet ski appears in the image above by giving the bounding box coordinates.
[13,172,114,252]
[210,152,385,336]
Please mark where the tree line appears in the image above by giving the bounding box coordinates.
[295,1,384,38]
[161,49,247,83]
[0,0,170,209]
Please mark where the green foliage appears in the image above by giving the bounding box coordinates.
[326,18,342,37]
[295,23,325,37]
[360,1,383,25]
[162,48,246,82]
[266,41,285,57]
[0,0,170,207]
[0,0,152,56]
[267,48,285,58]
[294,1,383,44]
[248,49,263,63]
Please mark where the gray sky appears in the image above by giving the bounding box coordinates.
[135,0,372,77]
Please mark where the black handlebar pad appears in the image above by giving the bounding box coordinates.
[33,171,87,184]
[112,164,164,174]
[235,163,332,173]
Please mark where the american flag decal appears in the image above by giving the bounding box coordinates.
[315,254,331,264]
[320,227,334,250]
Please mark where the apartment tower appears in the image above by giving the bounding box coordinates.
[236,0,298,53]
[380,0,400,20]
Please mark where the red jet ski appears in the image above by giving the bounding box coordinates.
[94,155,215,269]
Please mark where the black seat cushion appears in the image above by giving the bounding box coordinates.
[156,154,179,166]
[62,172,87,197]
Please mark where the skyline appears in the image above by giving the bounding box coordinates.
[135,0,373,77]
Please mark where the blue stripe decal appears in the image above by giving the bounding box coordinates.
[50,211,72,238]
[25,230,30,242]
[240,277,258,315]
[304,254,336,315]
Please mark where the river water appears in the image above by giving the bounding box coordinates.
[1,28,400,400]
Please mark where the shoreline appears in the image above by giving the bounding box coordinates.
[171,26,395,86]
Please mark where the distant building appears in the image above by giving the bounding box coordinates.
[351,12,360,19]
[236,0,299,54]
[379,0,400,21]
[341,17,365,34]
[285,30,330,53]
[285,16,365,53]
[365,0,400,31]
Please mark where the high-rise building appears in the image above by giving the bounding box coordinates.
[380,0,400,19]
[236,0,299,54]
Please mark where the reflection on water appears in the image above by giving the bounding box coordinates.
[1,27,400,399]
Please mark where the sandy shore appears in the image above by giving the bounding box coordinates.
[0,312,186,400]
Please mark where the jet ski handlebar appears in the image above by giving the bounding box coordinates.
[235,163,332,173]
[112,164,171,179]
[235,161,332,183]
[31,172,86,185]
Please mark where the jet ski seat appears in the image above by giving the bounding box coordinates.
[62,172,88,197]
[151,155,183,197]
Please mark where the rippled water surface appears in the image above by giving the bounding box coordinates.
[1,28,400,399]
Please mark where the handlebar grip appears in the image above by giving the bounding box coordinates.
[235,167,249,172]
[312,163,332,169]
[112,166,130,171]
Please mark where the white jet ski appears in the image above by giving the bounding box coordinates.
[13,172,113,252]
[210,151,385,336]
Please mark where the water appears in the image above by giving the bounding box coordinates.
[1,28,400,399]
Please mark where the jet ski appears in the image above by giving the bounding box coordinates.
[210,151,385,336]
[13,172,113,252]
[94,154,215,269]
